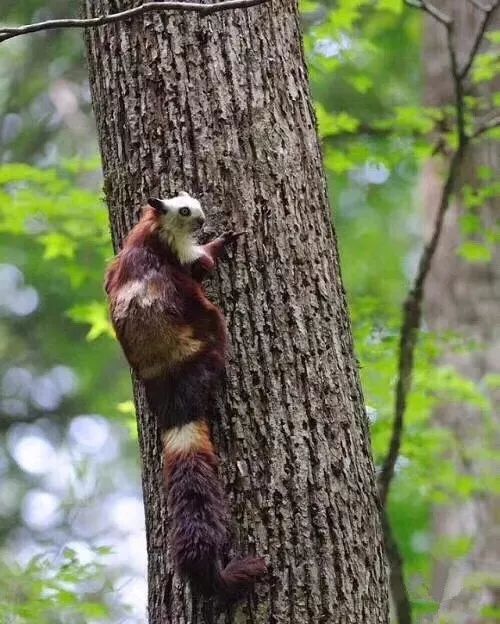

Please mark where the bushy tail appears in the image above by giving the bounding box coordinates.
[163,419,266,599]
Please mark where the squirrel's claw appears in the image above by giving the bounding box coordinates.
[220,230,246,244]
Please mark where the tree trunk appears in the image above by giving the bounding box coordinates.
[423,2,499,621]
[82,1,389,622]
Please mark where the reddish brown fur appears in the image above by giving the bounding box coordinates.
[105,205,266,599]
[106,209,157,290]
[106,208,227,385]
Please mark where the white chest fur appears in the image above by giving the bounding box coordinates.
[160,230,203,265]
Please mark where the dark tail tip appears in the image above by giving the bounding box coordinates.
[218,556,267,600]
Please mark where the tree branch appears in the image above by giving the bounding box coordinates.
[459,0,500,80]
[385,0,498,506]
[0,0,269,44]
[384,0,496,513]
[403,0,452,26]
[381,509,412,624]
[446,23,468,146]
[466,0,492,11]
[377,2,497,621]
[378,146,465,510]
[472,115,500,138]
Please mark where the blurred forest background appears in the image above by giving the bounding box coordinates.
[0,0,498,623]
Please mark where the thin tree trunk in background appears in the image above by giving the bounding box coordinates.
[423,2,499,621]
[82,1,389,622]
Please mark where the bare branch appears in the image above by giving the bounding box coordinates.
[446,23,468,146]
[466,0,494,13]
[381,509,412,624]
[472,115,500,138]
[0,0,269,44]
[382,0,498,513]
[378,2,498,623]
[381,0,469,522]
[378,146,465,509]
[404,0,452,26]
[459,0,500,80]
[384,0,494,516]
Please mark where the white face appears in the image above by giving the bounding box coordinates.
[148,192,206,234]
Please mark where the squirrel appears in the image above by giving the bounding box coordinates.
[105,192,266,600]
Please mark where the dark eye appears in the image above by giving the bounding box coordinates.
[179,206,191,217]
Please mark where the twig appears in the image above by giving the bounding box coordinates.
[446,24,467,146]
[459,0,500,80]
[471,115,500,138]
[383,0,496,515]
[379,2,497,623]
[381,509,412,624]
[466,0,494,14]
[403,0,452,26]
[378,146,464,510]
[0,0,269,44]
[325,120,452,144]
[378,133,466,624]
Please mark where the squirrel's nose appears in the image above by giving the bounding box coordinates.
[196,215,206,227]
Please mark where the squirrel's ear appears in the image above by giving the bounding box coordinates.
[178,191,190,197]
[147,198,167,213]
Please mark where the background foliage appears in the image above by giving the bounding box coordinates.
[0,1,497,622]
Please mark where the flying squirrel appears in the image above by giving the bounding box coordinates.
[105,192,266,600]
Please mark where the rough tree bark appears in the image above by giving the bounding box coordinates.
[82,1,389,622]
[423,2,499,621]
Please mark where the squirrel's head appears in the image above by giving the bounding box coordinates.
[147,192,206,236]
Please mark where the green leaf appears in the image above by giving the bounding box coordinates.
[412,599,439,616]
[460,214,481,236]
[117,400,135,415]
[484,374,500,390]
[324,149,354,173]
[480,605,500,619]
[478,165,494,181]
[40,232,76,260]
[377,0,403,14]
[348,74,373,93]
[315,104,360,137]
[486,30,500,45]
[299,0,319,13]
[458,241,493,263]
[473,52,500,84]
[81,601,110,617]
[434,536,474,559]
[67,301,115,340]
